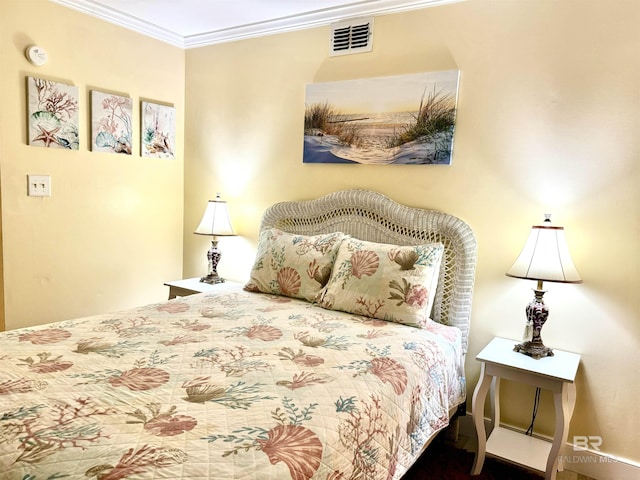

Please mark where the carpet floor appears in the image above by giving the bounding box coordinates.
[403,438,543,480]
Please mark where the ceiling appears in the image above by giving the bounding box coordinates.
[51,0,462,48]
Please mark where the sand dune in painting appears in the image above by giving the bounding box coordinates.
[304,130,452,165]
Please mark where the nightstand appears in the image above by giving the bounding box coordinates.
[164,277,238,299]
[471,337,581,480]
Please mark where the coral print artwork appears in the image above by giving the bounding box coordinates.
[142,101,175,158]
[27,77,79,150]
[91,91,132,154]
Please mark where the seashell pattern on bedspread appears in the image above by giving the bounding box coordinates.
[0,283,465,480]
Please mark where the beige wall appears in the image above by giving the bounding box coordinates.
[0,0,185,329]
[184,0,639,465]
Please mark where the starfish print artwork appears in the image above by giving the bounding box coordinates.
[32,124,61,147]
[28,77,79,150]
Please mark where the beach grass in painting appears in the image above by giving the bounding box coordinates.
[28,77,79,150]
[303,70,459,165]
[91,91,132,154]
[142,101,175,158]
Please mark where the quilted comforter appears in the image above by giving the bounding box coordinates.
[0,284,465,480]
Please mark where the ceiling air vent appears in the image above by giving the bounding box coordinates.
[330,17,373,56]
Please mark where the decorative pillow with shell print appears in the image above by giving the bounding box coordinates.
[319,238,444,328]
[244,228,347,302]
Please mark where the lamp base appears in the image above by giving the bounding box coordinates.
[513,339,554,359]
[200,273,225,285]
[513,285,554,359]
[200,237,224,285]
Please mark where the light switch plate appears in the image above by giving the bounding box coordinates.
[27,174,51,197]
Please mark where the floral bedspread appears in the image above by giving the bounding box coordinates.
[0,284,465,480]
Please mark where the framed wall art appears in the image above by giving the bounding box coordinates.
[27,77,79,150]
[303,70,460,165]
[91,91,132,154]
[141,101,175,158]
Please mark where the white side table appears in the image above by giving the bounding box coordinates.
[471,337,581,480]
[164,277,239,299]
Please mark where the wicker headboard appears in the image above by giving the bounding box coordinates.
[260,189,477,353]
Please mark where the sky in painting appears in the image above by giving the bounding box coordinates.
[305,70,459,114]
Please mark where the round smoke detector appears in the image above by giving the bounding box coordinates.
[26,45,48,66]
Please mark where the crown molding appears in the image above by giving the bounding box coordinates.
[51,0,184,46]
[52,0,465,49]
[183,0,465,49]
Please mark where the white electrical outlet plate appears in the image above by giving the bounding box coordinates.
[27,174,51,197]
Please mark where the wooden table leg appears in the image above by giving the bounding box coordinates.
[546,382,577,479]
[490,376,500,434]
[471,362,492,475]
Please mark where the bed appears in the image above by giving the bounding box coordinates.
[0,189,477,480]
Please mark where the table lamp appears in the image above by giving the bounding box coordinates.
[506,215,582,359]
[194,193,236,284]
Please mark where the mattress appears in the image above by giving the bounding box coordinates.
[0,283,465,479]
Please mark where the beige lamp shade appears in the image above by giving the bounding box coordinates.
[506,216,582,284]
[506,215,582,359]
[194,194,236,237]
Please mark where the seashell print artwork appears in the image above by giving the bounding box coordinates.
[307,259,332,286]
[200,306,226,318]
[73,337,114,354]
[368,357,408,395]
[257,424,323,480]
[277,267,302,296]
[144,414,197,437]
[388,249,419,270]
[19,328,72,345]
[350,250,379,278]
[85,446,187,479]
[142,101,176,158]
[246,325,283,341]
[294,331,326,348]
[182,379,226,403]
[28,359,73,374]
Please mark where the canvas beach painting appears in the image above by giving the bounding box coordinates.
[27,77,79,150]
[303,70,460,165]
[91,91,132,154]
[141,101,176,158]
